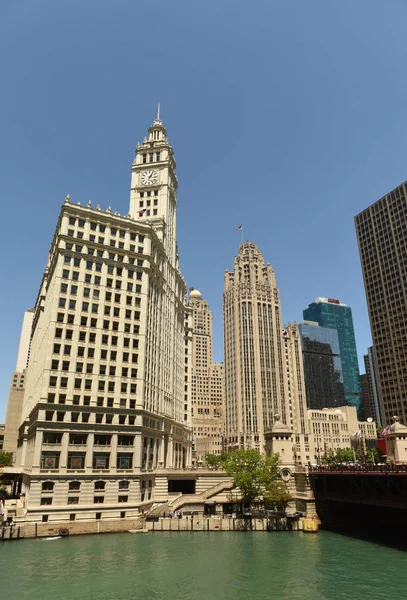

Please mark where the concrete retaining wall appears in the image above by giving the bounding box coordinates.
[1,516,144,540]
[146,517,301,532]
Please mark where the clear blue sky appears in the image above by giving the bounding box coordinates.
[1,0,407,420]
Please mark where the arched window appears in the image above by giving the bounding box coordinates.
[42,481,54,492]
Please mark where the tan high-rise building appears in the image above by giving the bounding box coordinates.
[283,323,309,437]
[16,310,34,372]
[188,290,224,461]
[3,309,34,455]
[355,181,407,425]
[14,112,192,523]
[223,242,287,452]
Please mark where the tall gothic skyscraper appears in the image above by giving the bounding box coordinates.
[15,112,192,523]
[223,242,287,452]
[187,290,224,461]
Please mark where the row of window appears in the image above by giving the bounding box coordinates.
[48,377,138,393]
[50,361,138,376]
[41,495,130,505]
[68,218,145,243]
[42,480,131,491]
[41,512,126,522]
[44,411,137,425]
[54,335,139,353]
[43,433,135,445]
[41,452,134,470]
[63,257,144,279]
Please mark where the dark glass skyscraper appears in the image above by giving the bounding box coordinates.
[303,298,362,416]
[299,321,345,410]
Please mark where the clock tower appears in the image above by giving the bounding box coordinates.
[129,106,178,266]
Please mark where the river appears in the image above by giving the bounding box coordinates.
[1,531,406,599]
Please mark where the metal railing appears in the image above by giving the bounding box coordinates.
[309,463,407,474]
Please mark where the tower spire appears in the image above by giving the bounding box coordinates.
[157,103,161,121]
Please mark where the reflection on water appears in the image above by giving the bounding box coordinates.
[1,531,407,600]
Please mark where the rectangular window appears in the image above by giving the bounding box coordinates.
[41,452,60,469]
[93,454,110,469]
[67,453,86,469]
[117,455,133,469]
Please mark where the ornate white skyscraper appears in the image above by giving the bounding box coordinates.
[15,112,192,524]
[223,242,287,452]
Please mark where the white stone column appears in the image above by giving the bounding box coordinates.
[110,433,118,472]
[152,437,159,469]
[86,433,94,471]
[186,443,192,467]
[133,432,142,470]
[32,431,43,469]
[59,431,69,471]
[167,435,174,468]
[158,435,165,467]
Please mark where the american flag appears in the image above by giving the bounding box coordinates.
[236,225,242,231]
[137,208,146,216]
[381,425,391,436]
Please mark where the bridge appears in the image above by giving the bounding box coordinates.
[308,464,407,536]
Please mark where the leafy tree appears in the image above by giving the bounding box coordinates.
[204,453,228,468]
[223,448,280,506]
[335,448,354,463]
[365,447,385,464]
[320,446,385,465]
[321,449,335,465]
[0,452,12,467]
[263,480,292,513]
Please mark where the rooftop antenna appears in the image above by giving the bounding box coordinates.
[157,103,161,120]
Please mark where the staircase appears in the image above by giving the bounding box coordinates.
[168,478,234,512]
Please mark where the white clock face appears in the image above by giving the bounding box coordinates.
[141,170,158,186]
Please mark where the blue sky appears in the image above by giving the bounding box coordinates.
[1,0,407,420]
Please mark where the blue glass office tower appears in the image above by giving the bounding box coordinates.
[303,298,362,417]
[299,322,346,410]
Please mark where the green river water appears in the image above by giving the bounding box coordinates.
[1,531,406,600]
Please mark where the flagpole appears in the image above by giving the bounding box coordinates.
[241,228,244,246]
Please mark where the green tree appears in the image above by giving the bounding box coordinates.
[335,448,354,463]
[321,449,335,465]
[365,447,385,464]
[203,453,228,468]
[223,449,280,506]
[0,452,12,467]
[263,480,292,513]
